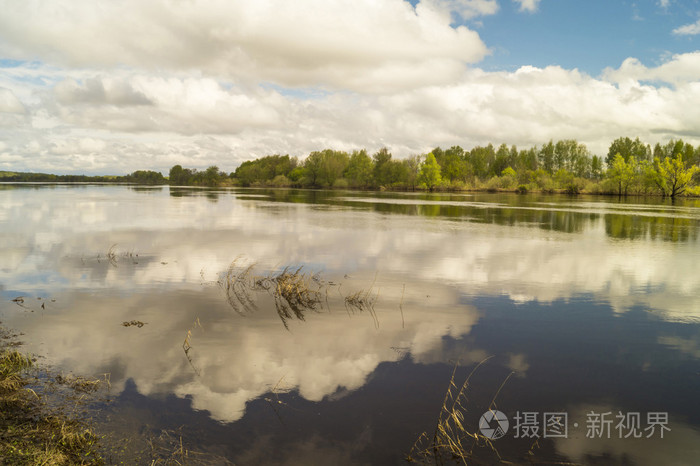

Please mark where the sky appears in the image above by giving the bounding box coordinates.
[2,0,700,174]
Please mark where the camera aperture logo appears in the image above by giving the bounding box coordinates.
[479,410,509,440]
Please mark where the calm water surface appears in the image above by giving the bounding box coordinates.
[1,184,700,465]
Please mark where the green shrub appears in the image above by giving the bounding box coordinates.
[271,175,291,187]
[332,178,349,189]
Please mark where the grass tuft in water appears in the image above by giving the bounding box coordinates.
[218,260,326,329]
[407,357,515,465]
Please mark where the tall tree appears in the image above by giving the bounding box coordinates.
[538,140,555,173]
[402,155,422,191]
[469,144,495,179]
[650,153,699,198]
[607,137,651,167]
[590,155,603,180]
[607,154,637,196]
[304,151,324,187]
[440,146,468,182]
[345,150,373,188]
[419,152,442,192]
[318,149,349,187]
[372,147,393,187]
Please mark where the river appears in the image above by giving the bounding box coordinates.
[1,184,699,464]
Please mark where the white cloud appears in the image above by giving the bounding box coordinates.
[673,19,700,36]
[0,0,488,93]
[5,54,700,174]
[0,87,25,113]
[3,2,700,174]
[53,77,152,106]
[513,0,541,12]
[658,0,670,8]
[428,0,500,19]
[602,52,700,86]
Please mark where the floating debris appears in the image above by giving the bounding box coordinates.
[55,374,101,393]
[122,320,146,328]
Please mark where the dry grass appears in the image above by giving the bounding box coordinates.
[272,266,323,329]
[407,357,515,465]
[0,349,32,394]
[218,259,259,315]
[343,272,380,328]
[55,374,102,393]
[182,317,203,376]
[142,428,234,465]
[217,259,390,330]
[218,260,326,329]
[0,346,103,464]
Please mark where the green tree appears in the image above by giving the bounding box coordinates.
[318,150,349,187]
[440,146,468,182]
[344,150,373,188]
[402,155,422,191]
[538,140,555,173]
[650,153,699,198]
[126,170,166,184]
[303,151,324,187]
[516,147,538,173]
[606,154,637,196]
[606,137,650,167]
[169,165,185,185]
[203,165,221,186]
[590,155,603,180]
[468,144,495,179]
[419,152,442,192]
[372,147,393,187]
[491,144,511,177]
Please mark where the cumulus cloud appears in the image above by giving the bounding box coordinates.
[4,52,700,174]
[50,75,282,135]
[673,19,700,36]
[0,87,25,113]
[513,0,541,13]
[53,77,152,106]
[0,0,488,93]
[5,56,700,173]
[3,1,700,174]
[602,52,700,86]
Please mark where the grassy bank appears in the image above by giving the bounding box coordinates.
[0,332,103,465]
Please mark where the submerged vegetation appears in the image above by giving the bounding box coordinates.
[216,259,379,330]
[217,260,329,329]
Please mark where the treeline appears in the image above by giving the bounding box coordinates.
[210,137,700,198]
[168,165,229,187]
[0,170,167,184]
[4,136,700,198]
[0,171,121,183]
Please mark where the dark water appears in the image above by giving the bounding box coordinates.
[1,184,700,465]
